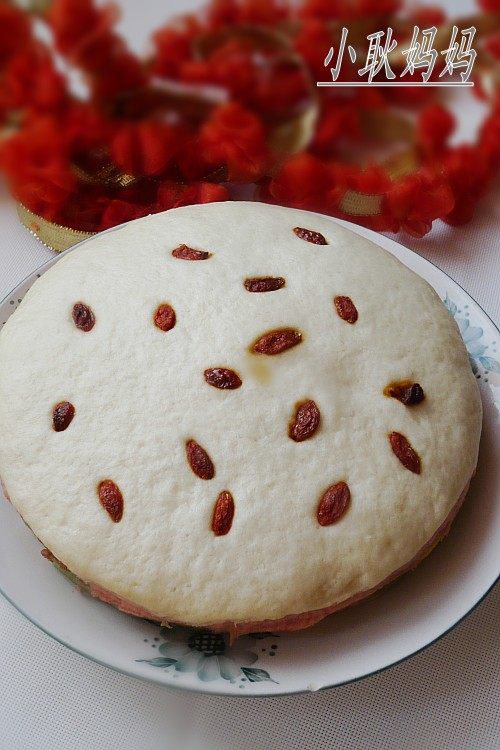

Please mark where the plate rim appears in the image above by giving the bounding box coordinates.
[0,209,498,697]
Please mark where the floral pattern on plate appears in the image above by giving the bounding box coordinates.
[443,294,500,413]
[444,294,500,377]
[137,628,279,688]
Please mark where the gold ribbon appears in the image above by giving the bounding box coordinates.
[360,110,414,143]
[17,204,95,253]
[6,0,52,13]
[383,146,419,179]
[339,190,383,216]
[72,160,138,188]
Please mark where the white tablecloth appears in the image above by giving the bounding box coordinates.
[0,1,499,748]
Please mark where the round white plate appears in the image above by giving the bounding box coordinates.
[0,216,498,697]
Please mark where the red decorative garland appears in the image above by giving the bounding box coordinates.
[0,0,499,243]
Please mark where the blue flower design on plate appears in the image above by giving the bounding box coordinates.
[444,295,500,375]
[137,627,278,685]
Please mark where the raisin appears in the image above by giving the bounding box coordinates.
[186,439,215,480]
[389,432,421,474]
[251,327,302,355]
[52,401,75,432]
[384,381,425,405]
[98,480,123,522]
[317,481,351,526]
[244,277,286,293]
[72,302,95,332]
[172,245,211,260]
[212,491,235,536]
[154,303,176,332]
[293,227,328,245]
[289,400,320,442]
[204,368,242,390]
[334,296,358,324]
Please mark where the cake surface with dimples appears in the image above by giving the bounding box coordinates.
[0,201,482,635]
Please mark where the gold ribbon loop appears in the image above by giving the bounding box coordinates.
[17,204,94,253]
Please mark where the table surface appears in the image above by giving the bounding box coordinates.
[0,1,499,748]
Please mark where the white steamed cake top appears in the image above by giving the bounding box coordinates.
[0,202,482,624]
